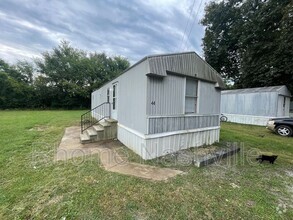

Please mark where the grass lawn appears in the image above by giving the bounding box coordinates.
[0,111,292,219]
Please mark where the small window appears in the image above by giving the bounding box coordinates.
[185,78,198,113]
[113,85,116,110]
[107,88,110,103]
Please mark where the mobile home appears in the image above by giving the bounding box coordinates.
[88,52,225,159]
[221,86,291,126]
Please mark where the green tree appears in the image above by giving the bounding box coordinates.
[13,61,34,84]
[0,71,10,107]
[0,41,130,109]
[0,59,35,108]
[35,41,130,108]
[201,0,293,93]
[201,0,243,82]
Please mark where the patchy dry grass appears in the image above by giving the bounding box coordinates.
[0,112,292,219]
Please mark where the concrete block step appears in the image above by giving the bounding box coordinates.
[105,118,118,124]
[93,125,104,132]
[80,133,91,143]
[86,127,98,137]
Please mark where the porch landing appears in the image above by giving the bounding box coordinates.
[56,126,183,181]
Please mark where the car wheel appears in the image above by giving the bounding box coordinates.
[276,125,292,137]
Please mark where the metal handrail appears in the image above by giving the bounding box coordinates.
[81,102,111,133]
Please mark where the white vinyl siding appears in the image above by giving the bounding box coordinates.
[147,75,185,115]
[107,88,110,103]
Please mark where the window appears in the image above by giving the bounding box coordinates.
[113,85,116,110]
[185,78,198,113]
[107,88,110,103]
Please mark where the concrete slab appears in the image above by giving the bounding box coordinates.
[56,126,183,181]
[57,127,102,160]
[106,162,183,181]
[193,146,240,167]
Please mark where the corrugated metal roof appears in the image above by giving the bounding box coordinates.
[222,85,291,96]
[146,52,225,88]
[95,51,225,91]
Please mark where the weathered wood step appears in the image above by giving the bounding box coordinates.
[87,128,97,137]
[80,119,118,144]
[80,133,91,143]
[99,121,111,127]
[93,125,104,132]
[93,125,105,140]
[105,118,118,124]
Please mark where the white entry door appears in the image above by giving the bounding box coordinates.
[112,83,118,120]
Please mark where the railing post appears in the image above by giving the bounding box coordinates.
[80,102,113,133]
[81,115,83,133]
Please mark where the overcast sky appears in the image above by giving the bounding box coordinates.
[0,0,210,64]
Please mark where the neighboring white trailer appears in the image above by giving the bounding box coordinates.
[221,86,291,126]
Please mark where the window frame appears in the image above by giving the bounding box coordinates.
[113,85,116,110]
[184,78,198,114]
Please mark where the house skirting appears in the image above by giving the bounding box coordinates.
[223,113,272,126]
[117,124,220,160]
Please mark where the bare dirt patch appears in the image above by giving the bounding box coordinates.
[285,170,293,177]
[270,170,293,216]
[47,195,63,206]
[29,125,50,132]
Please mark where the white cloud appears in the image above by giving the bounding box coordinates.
[141,0,190,17]
[0,12,67,44]
[0,0,210,64]
[0,44,41,63]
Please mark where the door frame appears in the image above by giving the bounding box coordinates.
[111,82,118,120]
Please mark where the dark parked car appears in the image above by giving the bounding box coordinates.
[267,118,293,137]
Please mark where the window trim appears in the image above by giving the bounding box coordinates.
[184,78,198,114]
[113,85,116,110]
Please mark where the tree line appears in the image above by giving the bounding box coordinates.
[201,0,293,93]
[0,41,130,109]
